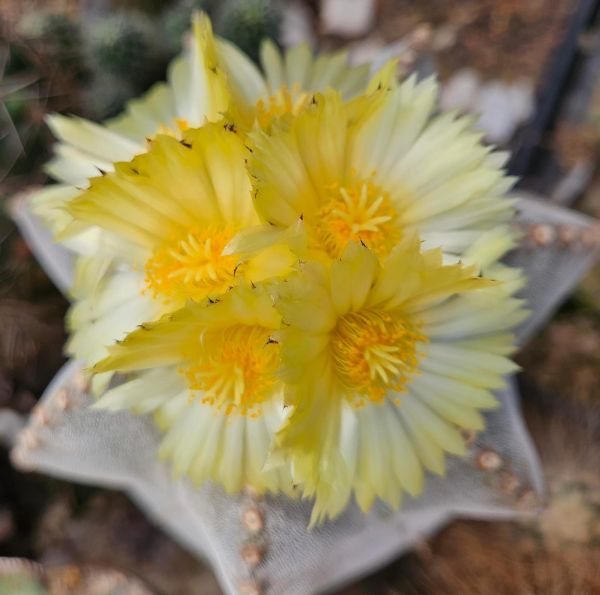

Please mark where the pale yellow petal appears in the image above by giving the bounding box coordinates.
[330,242,378,315]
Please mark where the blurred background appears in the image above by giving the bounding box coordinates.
[0,0,599,593]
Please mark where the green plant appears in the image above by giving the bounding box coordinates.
[218,0,281,62]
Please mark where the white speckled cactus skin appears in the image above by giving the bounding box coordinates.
[9,192,600,595]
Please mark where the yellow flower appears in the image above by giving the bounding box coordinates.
[31,13,370,251]
[273,237,526,525]
[30,11,372,386]
[236,78,516,270]
[26,11,529,515]
[92,284,296,495]
[62,123,293,392]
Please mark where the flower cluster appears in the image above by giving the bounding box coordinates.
[33,14,526,525]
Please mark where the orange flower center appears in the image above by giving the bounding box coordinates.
[184,325,280,417]
[144,226,237,303]
[312,177,402,259]
[331,310,426,407]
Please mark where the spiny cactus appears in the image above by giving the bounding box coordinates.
[17,12,88,82]
[81,11,173,118]
[163,0,214,52]
[86,13,164,84]
[217,0,281,62]
[80,70,136,121]
[11,1,285,124]
[14,186,594,594]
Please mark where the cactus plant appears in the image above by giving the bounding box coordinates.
[13,190,600,594]
[17,12,88,82]
[7,8,600,594]
[86,13,166,88]
[218,0,281,62]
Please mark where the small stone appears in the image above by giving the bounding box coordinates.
[506,78,536,123]
[320,0,376,38]
[431,24,458,51]
[530,223,556,247]
[241,506,264,534]
[408,23,433,50]
[280,0,315,48]
[476,449,503,472]
[239,580,262,595]
[539,488,592,545]
[475,79,534,144]
[240,543,264,568]
[440,68,480,113]
[348,37,385,66]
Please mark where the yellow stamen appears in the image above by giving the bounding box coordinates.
[145,226,237,302]
[184,325,279,416]
[330,310,426,406]
[256,83,309,128]
[311,176,402,259]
